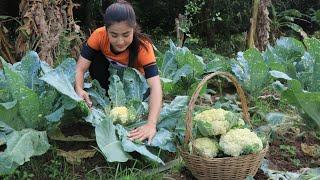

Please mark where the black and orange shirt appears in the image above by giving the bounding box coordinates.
[80,27,158,79]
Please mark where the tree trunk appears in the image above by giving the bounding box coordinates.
[247,0,260,49]
[255,0,271,51]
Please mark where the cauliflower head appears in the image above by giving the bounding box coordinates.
[110,106,135,125]
[219,128,263,157]
[194,108,240,136]
[192,137,219,158]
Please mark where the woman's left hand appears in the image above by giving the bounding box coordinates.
[128,123,156,145]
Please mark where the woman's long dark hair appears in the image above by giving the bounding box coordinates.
[104,0,152,67]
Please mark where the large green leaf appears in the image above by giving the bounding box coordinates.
[87,80,110,109]
[40,61,53,74]
[296,52,315,90]
[245,48,269,93]
[95,117,130,162]
[0,100,26,130]
[157,40,204,95]
[45,106,65,123]
[14,51,41,89]
[123,68,148,101]
[159,96,189,126]
[158,51,178,79]
[206,56,230,73]
[172,65,192,83]
[303,38,320,92]
[108,75,126,107]
[1,58,42,129]
[150,128,176,152]
[39,88,59,116]
[282,80,320,129]
[40,59,81,101]
[0,129,50,175]
[263,37,305,79]
[0,82,10,103]
[115,125,164,164]
[39,59,90,117]
[84,108,106,125]
[263,47,286,72]
[231,49,269,97]
[272,37,305,63]
[158,96,189,143]
[176,51,205,76]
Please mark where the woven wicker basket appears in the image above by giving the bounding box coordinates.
[180,72,268,180]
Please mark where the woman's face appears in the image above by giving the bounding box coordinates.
[107,21,134,53]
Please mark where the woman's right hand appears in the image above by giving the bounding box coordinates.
[76,88,93,108]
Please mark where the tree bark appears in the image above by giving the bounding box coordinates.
[247,0,260,49]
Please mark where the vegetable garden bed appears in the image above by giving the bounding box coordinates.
[1,37,320,179]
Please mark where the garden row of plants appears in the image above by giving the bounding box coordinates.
[0,37,319,177]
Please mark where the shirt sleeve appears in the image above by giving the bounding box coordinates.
[87,29,103,51]
[137,41,159,78]
[80,28,104,61]
[137,41,156,67]
[80,43,99,61]
[144,64,159,79]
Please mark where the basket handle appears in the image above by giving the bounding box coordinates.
[184,71,251,145]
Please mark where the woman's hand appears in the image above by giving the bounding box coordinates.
[128,75,161,145]
[75,56,92,107]
[128,123,157,145]
[76,88,92,108]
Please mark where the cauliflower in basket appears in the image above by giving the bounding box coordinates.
[219,128,263,157]
[110,106,135,125]
[194,108,240,136]
[192,137,219,158]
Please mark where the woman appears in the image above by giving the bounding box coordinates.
[75,0,162,144]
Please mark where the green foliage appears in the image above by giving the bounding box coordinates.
[270,7,309,39]
[157,40,206,96]
[86,65,188,164]
[303,38,320,92]
[0,50,190,174]
[0,129,50,175]
[267,38,320,130]
[55,30,83,66]
[108,75,127,107]
[282,80,320,129]
[231,48,269,98]
[280,144,296,157]
[310,9,320,25]
[1,62,40,127]
[95,116,131,162]
[229,37,320,131]
[77,100,90,117]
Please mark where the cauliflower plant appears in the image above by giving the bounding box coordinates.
[192,137,219,158]
[110,106,135,125]
[194,108,240,136]
[219,128,263,157]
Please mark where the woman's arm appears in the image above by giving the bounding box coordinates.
[146,75,162,126]
[128,75,163,144]
[75,55,93,107]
